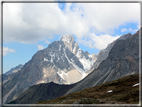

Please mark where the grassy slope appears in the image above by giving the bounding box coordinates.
[8,82,76,104]
[38,74,141,104]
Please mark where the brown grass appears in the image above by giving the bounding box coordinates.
[37,74,141,104]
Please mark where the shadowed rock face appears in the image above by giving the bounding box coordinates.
[66,30,139,95]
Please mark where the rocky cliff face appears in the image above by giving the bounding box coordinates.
[66,30,139,95]
[92,33,132,70]
[2,34,96,104]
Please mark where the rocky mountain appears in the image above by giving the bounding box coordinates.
[61,34,96,71]
[65,30,139,95]
[4,64,23,75]
[2,34,96,104]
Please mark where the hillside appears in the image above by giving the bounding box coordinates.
[8,82,76,104]
[37,74,141,104]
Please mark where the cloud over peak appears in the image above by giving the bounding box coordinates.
[78,33,120,50]
[3,3,140,50]
[37,45,45,50]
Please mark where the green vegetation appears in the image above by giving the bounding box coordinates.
[37,74,141,104]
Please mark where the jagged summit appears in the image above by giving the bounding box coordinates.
[60,34,76,53]
[60,34,96,71]
[61,34,75,43]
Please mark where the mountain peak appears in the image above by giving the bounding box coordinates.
[60,34,75,43]
[60,34,75,52]
[118,33,131,40]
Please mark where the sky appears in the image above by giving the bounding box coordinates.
[2,2,140,73]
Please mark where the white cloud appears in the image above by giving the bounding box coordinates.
[129,28,138,32]
[3,3,140,50]
[121,28,127,32]
[121,27,139,33]
[45,40,50,44]
[137,25,140,29]
[78,33,120,50]
[3,47,16,56]
[77,3,140,34]
[37,45,45,50]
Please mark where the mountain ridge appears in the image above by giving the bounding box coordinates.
[4,64,23,75]
[65,29,139,95]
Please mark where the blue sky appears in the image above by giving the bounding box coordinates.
[3,3,140,73]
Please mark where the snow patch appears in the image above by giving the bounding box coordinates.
[57,70,69,81]
[79,58,94,71]
[76,48,83,58]
[50,53,55,63]
[59,45,61,51]
[73,46,76,53]
[44,58,48,62]
[107,90,113,93]
[57,70,65,80]
[132,83,140,87]
[51,57,53,63]
[63,48,87,79]
[88,54,92,58]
